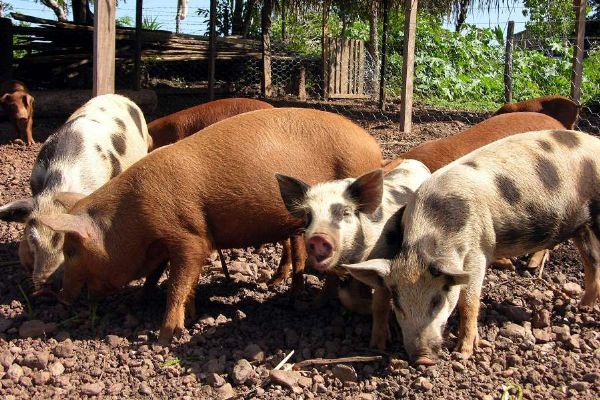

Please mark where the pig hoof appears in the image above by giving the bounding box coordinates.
[490,257,514,270]
[369,335,388,351]
[268,275,286,287]
[414,356,438,366]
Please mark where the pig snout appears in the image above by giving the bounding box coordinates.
[307,234,334,270]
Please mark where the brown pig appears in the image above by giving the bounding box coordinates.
[0,80,35,145]
[35,108,382,343]
[147,98,273,149]
[493,95,579,129]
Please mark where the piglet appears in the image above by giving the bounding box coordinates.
[0,94,152,295]
[493,95,579,129]
[0,80,35,145]
[344,129,600,364]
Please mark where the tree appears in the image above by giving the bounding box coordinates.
[71,0,93,24]
[36,0,68,21]
[522,0,574,39]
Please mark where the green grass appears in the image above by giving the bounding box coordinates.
[17,283,36,319]
[160,357,181,368]
[501,382,524,400]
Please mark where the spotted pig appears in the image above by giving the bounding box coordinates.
[0,94,152,293]
[343,129,600,364]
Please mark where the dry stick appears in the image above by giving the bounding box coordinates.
[217,248,231,281]
[292,355,383,371]
[238,350,296,399]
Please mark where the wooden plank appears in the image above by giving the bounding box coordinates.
[321,1,330,99]
[208,0,217,100]
[93,0,116,96]
[133,0,143,90]
[327,93,370,99]
[503,21,514,103]
[357,40,364,95]
[400,0,418,133]
[570,0,587,104]
[340,38,349,95]
[327,37,335,97]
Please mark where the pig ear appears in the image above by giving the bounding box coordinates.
[346,169,384,214]
[24,94,34,110]
[429,263,470,286]
[341,258,391,289]
[53,192,86,211]
[36,214,97,243]
[275,173,310,218]
[0,198,34,222]
[0,93,8,104]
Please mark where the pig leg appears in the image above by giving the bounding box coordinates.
[159,240,209,344]
[312,274,340,308]
[456,260,485,358]
[526,249,551,270]
[573,226,600,307]
[139,261,168,301]
[290,235,307,293]
[268,239,293,286]
[25,115,35,145]
[369,287,391,350]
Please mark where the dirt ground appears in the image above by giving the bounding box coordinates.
[0,95,599,399]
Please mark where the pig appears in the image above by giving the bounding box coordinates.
[0,94,152,293]
[277,160,431,346]
[0,80,35,145]
[147,98,273,149]
[493,95,579,129]
[33,108,382,343]
[343,129,600,365]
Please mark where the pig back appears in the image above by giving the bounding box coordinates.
[133,107,383,249]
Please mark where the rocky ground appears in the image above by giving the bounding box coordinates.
[0,96,599,399]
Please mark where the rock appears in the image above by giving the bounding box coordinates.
[243,344,264,363]
[215,383,236,399]
[22,351,49,370]
[53,340,74,358]
[107,383,124,395]
[6,364,23,381]
[533,329,552,343]
[232,359,254,385]
[234,310,246,320]
[269,370,301,389]
[81,382,104,396]
[20,376,32,387]
[331,364,358,383]
[139,382,153,395]
[412,377,433,391]
[207,373,226,388]
[32,371,51,385]
[504,305,532,323]
[55,331,70,342]
[48,361,65,376]
[582,372,600,383]
[0,351,15,369]
[215,314,228,324]
[567,334,580,350]
[0,318,13,333]
[563,282,583,296]
[205,356,226,374]
[298,376,312,388]
[569,381,588,391]
[18,320,47,338]
[105,335,121,347]
[552,325,571,342]
[499,322,527,339]
[532,309,551,328]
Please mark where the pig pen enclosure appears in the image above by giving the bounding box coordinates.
[2,1,600,399]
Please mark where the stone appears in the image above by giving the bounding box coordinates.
[215,314,228,324]
[552,325,571,342]
[569,381,588,391]
[582,372,600,383]
[22,351,49,370]
[567,334,580,350]
[0,318,13,333]
[106,335,121,347]
[298,376,312,388]
[139,382,153,395]
[532,309,551,328]
[499,322,527,339]
[232,359,254,385]
[107,383,124,395]
[6,364,23,381]
[243,344,264,363]
[215,383,236,399]
[53,340,74,358]
[0,351,15,369]
[412,377,433,391]
[207,373,226,388]
[504,305,532,323]
[18,320,47,338]
[81,382,104,396]
[205,356,226,374]
[331,364,358,383]
[269,370,301,389]
[563,282,583,296]
[48,361,65,376]
[533,328,553,343]
[32,371,51,385]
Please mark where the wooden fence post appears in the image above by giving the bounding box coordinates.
[503,20,514,103]
[400,0,418,133]
[261,0,273,97]
[379,0,390,110]
[322,0,330,99]
[93,0,116,96]
[208,0,217,100]
[0,17,13,81]
[298,64,306,101]
[133,0,143,90]
[570,0,587,104]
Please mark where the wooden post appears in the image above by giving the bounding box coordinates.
[261,0,273,97]
[322,0,330,99]
[400,0,418,133]
[208,0,217,100]
[503,20,514,103]
[570,0,587,104]
[379,0,390,110]
[0,17,13,81]
[133,0,143,90]
[93,0,116,96]
[298,64,306,101]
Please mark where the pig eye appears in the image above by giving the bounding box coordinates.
[430,294,442,313]
[304,210,313,228]
[342,207,353,217]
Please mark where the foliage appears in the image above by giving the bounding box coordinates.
[116,16,133,27]
[521,0,574,40]
[142,16,163,30]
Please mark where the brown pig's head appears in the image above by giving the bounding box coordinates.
[342,250,469,365]
[36,211,111,304]
[1,91,34,125]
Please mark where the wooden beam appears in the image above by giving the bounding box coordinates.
[503,20,514,103]
[400,0,418,133]
[93,0,116,96]
[570,0,587,104]
[208,0,217,100]
[322,0,330,99]
[133,0,143,90]
[379,0,390,110]
[0,18,13,81]
[261,0,273,97]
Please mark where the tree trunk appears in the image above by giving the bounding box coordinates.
[367,0,379,83]
[242,0,258,37]
[232,0,244,35]
[455,0,470,32]
[281,0,286,41]
[72,0,93,25]
[40,0,68,21]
